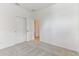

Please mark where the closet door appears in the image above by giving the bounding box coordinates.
[16,17,27,42]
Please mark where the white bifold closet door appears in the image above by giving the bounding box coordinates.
[16,17,27,42]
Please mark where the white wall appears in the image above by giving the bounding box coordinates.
[27,12,35,41]
[0,3,79,52]
[35,3,79,52]
[0,3,32,49]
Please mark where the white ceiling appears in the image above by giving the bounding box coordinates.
[19,3,53,11]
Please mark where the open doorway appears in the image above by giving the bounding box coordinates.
[33,17,40,45]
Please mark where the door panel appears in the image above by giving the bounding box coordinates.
[16,17,27,41]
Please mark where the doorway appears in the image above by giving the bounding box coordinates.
[33,17,40,45]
